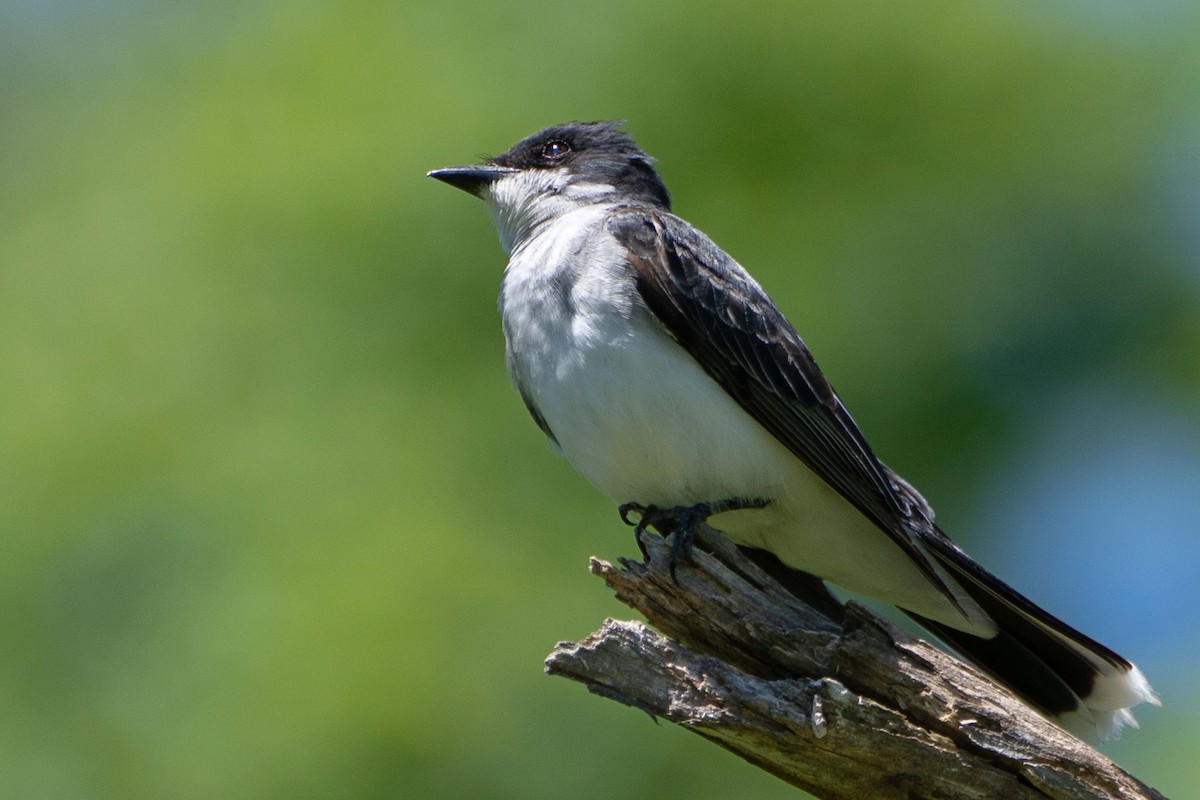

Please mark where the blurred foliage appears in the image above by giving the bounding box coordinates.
[2,0,1198,798]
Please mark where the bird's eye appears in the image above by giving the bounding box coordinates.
[541,140,571,160]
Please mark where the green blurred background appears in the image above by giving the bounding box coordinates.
[3,0,1198,797]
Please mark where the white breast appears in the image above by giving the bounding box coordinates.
[498,205,984,632]
[500,206,855,547]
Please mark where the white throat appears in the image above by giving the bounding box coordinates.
[483,170,618,254]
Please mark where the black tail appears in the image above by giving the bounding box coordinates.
[908,527,1157,737]
[739,532,1157,738]
[903,610,1095,720]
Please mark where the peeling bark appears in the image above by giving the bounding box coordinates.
[545,527,1166,800]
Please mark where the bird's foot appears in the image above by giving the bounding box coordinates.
[618,497,768,580]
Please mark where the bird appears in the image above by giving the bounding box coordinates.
[427,120,1158,738]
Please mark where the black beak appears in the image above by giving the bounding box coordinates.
[427,164,519,196]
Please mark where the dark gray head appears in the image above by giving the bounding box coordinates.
[428,121,671,252]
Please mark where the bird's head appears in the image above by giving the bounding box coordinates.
[428,121,670,252]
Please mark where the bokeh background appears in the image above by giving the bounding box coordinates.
[3,1,1198,797]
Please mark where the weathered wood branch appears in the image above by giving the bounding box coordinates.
[545,526,1166,800]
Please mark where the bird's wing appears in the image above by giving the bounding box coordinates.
[611,208,976,620]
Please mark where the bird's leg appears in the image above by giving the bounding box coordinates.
[618,497,768,580]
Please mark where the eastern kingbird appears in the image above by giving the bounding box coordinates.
[428,120,1158,738]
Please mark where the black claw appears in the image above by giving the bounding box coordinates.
[616,497,770,582]
[634,531,651,561]
[667,523,690,580]
[620,503,659,560]
[618,502,645,528]
[666,503,706,580]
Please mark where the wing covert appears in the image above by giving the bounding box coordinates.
[610,208,965,611]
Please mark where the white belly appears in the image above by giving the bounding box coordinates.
[499,210,975,630]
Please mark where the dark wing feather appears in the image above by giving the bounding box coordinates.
[610,208,963,610]
[516,381,558,445]
[611,208,1143,723]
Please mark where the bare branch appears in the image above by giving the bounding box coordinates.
[545,527,1167,800]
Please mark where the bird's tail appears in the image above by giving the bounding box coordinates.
[907,528,1159,739]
